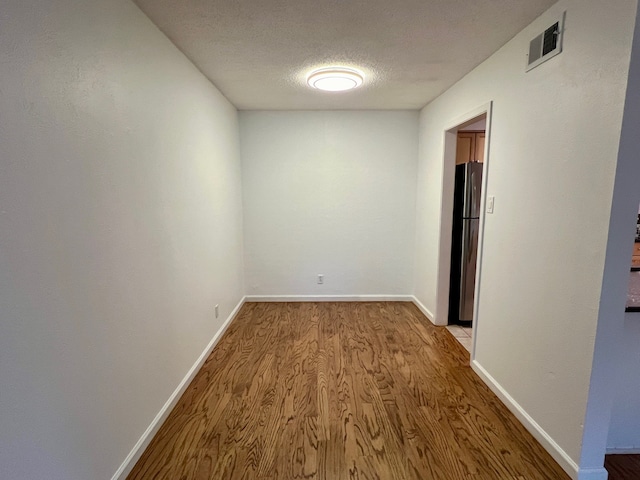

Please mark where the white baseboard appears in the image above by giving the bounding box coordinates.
[110,296,246,480]
[409,295,436,324]
[471,360,582,480]
[244,294,414,302]
[576,468,609,480]
[606,447,640,454]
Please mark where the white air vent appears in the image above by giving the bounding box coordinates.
[526,13,565,71]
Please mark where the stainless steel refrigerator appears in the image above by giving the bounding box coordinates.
[448,162,483,325]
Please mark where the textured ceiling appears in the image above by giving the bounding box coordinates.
[133,0,557,110]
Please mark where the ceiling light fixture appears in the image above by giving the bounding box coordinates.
[306,67,364,92]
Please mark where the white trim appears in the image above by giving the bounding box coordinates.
[471,359,581,480]
[470,102,493,361]
[410,295,436,324]
[433,129,457,327]
[443,103,493,132]
[576,469,609,480]
[606,447,640,454]
[245,294,413,302]
[435,102,493,338]
[110,296,246,480]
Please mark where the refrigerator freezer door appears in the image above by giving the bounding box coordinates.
[459,218,480,322]
[463,162,483,219]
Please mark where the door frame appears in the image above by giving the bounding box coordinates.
[434,102,492,359]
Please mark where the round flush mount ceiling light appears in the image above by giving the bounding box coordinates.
[306,67,364,92]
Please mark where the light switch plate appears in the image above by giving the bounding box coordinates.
[487,196,495,214]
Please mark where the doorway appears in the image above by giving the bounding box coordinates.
[434,103,492,358]
[450,120,486,323]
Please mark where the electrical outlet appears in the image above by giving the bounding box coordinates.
[215,304,219,318]
[317,274,324,285]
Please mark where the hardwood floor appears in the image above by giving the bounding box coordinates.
[127,302,570,480]
[606,454,640,480]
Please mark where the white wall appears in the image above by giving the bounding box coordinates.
[600,11,640,455]
[607,314,640,451]
[459,118,487,131]
[0,1,244,479]
[240,111,418,297]
[577,6,640,465]
[413,0,638,478]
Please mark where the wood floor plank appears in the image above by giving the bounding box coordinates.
[605,454,640,479]
[127,302,571,480]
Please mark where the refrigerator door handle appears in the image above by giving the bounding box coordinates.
[469,162,483,218]
[463,164,472,218]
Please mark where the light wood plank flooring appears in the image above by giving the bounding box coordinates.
[128,302,571,479]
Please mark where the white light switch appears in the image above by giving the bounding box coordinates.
[487,196,495,214]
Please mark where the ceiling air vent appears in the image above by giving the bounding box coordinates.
[526,13,565,72]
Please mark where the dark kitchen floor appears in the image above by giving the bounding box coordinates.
[606,454,640,479]
[625,270,640,311]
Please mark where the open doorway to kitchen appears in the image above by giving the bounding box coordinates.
[445,116,486,352]
[434,103,492,358]
[625,204,640,312]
